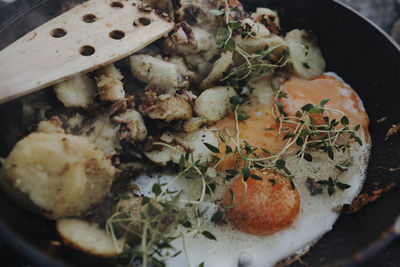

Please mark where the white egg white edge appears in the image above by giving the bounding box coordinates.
[133,72,372,267]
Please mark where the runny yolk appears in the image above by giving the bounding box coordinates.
[222,170,300,235]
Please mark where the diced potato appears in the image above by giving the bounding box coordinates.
[129,54,190,89]
[95,64,125,101]
[194,86,237,123]
[81,115,121,157]
[112,109,147,141]
[234,34,286,54]
[250,7,280,28]
[57,218,124,257]
[37,116,64,134]
[200,51,233,89]
[164,26,218,60]
[248,73,281,106]
[0,132,115,219]
[145,128,218,166]
[53,73,96,108]
[144,95,193,122]
[183,117,207,133]
[284,29,326,79]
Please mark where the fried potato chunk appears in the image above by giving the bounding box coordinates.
[222,170,300,235]
[0,132,115,219]
[57,218,123,257]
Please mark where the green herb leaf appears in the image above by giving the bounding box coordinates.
[303,62,311,69]
[340,116,349,126]
[202,231,217,241]
[242,165,250,181]
[181,220,192,228]
[179,155,185,171]
[141,197,150,205]
[274,101,286,115]
[250,174,263,180]
[152,183,162,196]
[198,262,205,267]
[283,133,296,140]
[354,124,360,131]
[296,137,304,146]
[303,153,313,162]
[336,182,351,190]
[211,211,224,223]
[238,112,248,121]
[275,159,286,169]
[204,142,220,153]
[320,99,330,106]
[301,103,314,112]
[268,179,276,185]
[225,145,233,154]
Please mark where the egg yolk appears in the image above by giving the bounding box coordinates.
[280,75,370,141]
[222,170,300,235]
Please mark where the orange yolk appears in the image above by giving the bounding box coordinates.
[222,170,300,235]
[280,75,369,140]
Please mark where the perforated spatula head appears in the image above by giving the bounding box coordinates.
[0,0,174,104]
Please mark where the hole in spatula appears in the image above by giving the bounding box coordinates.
[80,46,95,56]
[110,30,125,40]
[51,28,67,38]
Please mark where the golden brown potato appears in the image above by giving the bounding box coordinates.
[57,218,124,258]
[0,132,115,219]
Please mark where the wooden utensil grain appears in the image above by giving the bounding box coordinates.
[0,0,174,104]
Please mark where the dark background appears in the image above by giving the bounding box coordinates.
[0,0,399,266]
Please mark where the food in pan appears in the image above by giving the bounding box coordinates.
[0,0,370,266]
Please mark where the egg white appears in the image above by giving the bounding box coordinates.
[134,73,371,267]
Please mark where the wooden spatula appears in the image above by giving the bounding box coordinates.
[0,0,174,104]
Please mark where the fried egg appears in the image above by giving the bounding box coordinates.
[134,73,371,267]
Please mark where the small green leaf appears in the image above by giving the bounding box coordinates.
[238,112,248,121]
[274,101,286,115]
[354,136,363,146]
[250,174,263,180]
[340,116,349,126]
[152,183,162,196]
[198,262,205,267]
[296,137,304,146]
[301,103,314,112]
[268,179,276,185]
[283,133,296,140]
[204,142,220,153]
[211,211,224,223]
[225,145,233,154]
[303,153,313,162]
[316,180,329,185]
[179,155,185,171]
[261,148,271,155]
[320,99,330,106]
[181,220,192,228]
[230,21,241,30]
[336,182,351,190]
[242,166,250,181]
[303,62,311,69]
[275,159,286,169]
[202,231,217,241]
[354,124,360,131]
[141,197,150,205]
[270,81,277,91]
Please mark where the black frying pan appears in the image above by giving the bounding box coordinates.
[0,0,399,266]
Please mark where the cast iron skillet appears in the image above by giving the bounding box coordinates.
[0,0,399,266]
